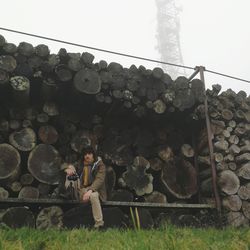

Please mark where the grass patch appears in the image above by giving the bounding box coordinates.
[0,225,249,250]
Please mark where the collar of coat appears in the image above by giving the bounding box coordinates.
[88,157,102,173]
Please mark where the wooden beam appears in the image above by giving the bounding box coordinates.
[0,198,215,209]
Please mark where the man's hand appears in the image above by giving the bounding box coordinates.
[82,190,93,202]
[65,164,76,176]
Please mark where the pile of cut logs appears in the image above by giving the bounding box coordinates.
[195,85,250,227]
[0,34,249,228]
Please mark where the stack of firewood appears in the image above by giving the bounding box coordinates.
[195,85,250,227]
[0,34,248,228]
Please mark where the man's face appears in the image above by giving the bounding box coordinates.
[84,153,94,164]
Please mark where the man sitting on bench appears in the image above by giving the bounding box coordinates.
[62,146,107,229]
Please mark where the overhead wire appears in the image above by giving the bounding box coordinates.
[0,27,250,84]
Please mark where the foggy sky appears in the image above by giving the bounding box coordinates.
[0,0,249,93]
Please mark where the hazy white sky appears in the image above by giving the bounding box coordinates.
[0,0,249,93]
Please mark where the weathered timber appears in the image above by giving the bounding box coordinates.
[74,68,101,94]
[1,207,35,228]
[0,143,20,181]
[36,206,63,229]
[38,125,58,145]
[160,157,198,199]
[121,156,153,196]
[18,186,39,199]
[218,170,240,195]
[222,195,242,211]
[238,183,250,200]
[9,127,36,151]
[237,163,250,180]
[28,144,61,185]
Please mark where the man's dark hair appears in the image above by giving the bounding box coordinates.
[82,146,97,161]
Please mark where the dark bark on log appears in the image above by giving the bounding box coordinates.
[218,170,240,195]
[1,207,35,228]
[28,144,61,185]
[161,157,198,199]
[18,186,39,199]
[0,143,20,181]
[36,206,63,229]
[222,195,242,211]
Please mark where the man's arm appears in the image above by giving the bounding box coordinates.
[60,163,76,176]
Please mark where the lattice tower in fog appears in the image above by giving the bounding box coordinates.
[155,0,185,79]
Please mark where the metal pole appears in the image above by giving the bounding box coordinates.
[187,67,200,82]
[199,66,222,214]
